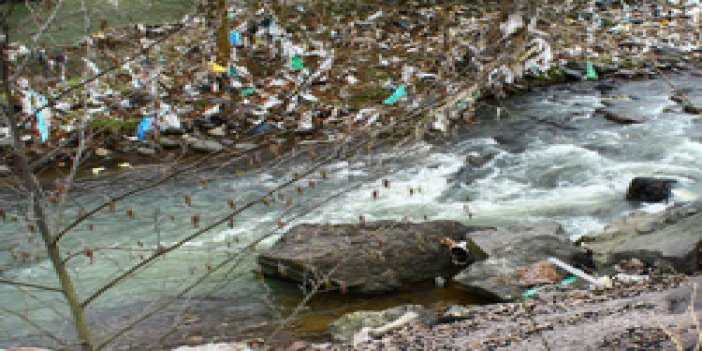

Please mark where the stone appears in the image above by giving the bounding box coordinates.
[159,136,181,149]
[95,147,112,157]
[601,106,645,124]
[328,305,435,344]
[136,147,156,156]
[0,164,11,176]
[452,222,592,302]
[666,277,702,314]
[580,202,702,274]
[626,177,677,203]
[257,221,488,294]
[208,125,226,137]
[189,139,224,153]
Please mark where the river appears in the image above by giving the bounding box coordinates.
[2,73,702,349]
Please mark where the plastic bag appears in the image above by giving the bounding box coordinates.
[383,85,407,105]
[137,117,154,141]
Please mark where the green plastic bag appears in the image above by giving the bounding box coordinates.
[239,88,255,97]
[291,56,305,71]
[383,85,407,105]
[560,276,578,286]
[586,62,598,80]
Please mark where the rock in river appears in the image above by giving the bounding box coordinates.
[452,222,593,302]
[626,177,677,203]
[257,221,488,294]
[579,202,702,274]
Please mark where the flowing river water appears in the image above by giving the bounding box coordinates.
[2,64,702,347]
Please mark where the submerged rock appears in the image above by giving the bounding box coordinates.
[257,221,488,294]
[626,177,677,203]
[579,202,702,274]
[452,222,592,302]
[328,304,435,344]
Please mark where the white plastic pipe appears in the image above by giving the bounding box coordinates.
[548,257,609,288]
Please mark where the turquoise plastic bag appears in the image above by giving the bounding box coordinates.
[239,88,255,97]
[291,56,305,71]
[586,62,598,80]
[383,85,407,105]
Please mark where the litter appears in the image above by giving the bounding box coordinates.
[383,86,407,105]
[137,117,154,141]
[547,257,611,288]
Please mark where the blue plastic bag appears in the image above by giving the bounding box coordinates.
[229,31,242,46]
[137,117,154,141]
[36,95,49,143]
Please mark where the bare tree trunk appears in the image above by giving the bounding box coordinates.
[1,23,95,351]
[216,0,230,65]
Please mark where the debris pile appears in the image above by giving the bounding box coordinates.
[2,0,702,173]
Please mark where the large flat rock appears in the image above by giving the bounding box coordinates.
[453,222,593,302]
[579,202,702,274]
[257,221,488,294]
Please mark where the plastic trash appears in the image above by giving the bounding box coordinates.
[92,167,106,175]
[239,88,255,97]
[383,85,407,105]
[560,276,578,286]
[137,117,154,141]
[35,95,51,143]
[209,62,228,74]
[229,31,242,46]
[291,55,305,71]
[586,62,598,80]
[547,257,610,288]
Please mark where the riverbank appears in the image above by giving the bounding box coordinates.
[3,0,702,184]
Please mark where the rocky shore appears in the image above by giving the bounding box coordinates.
[233,195,702,351]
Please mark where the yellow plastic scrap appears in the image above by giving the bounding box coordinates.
[118,162,132,169]
[209,62,228,74]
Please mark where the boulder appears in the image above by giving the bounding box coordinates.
[666,276,702,314]
[626,177,677,203]
[189,139,224,153]
[0,164,11,176]
[136,147,156,157]
[579,202,702,274]
[257,221,488,294]
[601,106,645,124]
[452,222,593,302]
[328,304,435,344]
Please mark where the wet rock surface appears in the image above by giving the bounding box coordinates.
[626,177,677,203]
[452,222,593,302]
[257,221,488,294]
[580,201,702,274]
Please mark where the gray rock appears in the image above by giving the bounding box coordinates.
[329,304,435,344]
[257,221,488,294]
[0,164,10,176]
[189,139,224,153]
[580,202,702,274]
[136,147,156,156]
[666,277,702,314]
[208,125,226,137]
[452,222,592,302]
[234,143,258,151]
[601,105,646,124]
[159,136,181,149]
